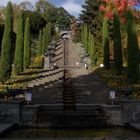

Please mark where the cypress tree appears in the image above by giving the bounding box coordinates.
[42,27,46,54]
[47,22,51,43]
[46,22,51,50]
[89,31,92,57]
[83,24,85,48]
[45,25,49,51]
[127,10,139,83]
[83,24,88,50]
[88,30,91,54]
[39,29,43,55]
[42,23,52,54]
[81,25,84,45]
[103,17,110,69]
[24,17,31,69]
[113,11,123,75]
[0,2,13,82]
[90,34,96,66]
[14,11,24,74]
[85,24,88,51]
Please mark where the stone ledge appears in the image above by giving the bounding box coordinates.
[0,124,14,135]
[130,123,140,131]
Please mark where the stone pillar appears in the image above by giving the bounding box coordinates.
[121,100,140,123]
[44,56,50,69]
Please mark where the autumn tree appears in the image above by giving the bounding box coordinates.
[100,0,138,73]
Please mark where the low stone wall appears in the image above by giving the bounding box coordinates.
[20,105,38,125]
[106,100,140,126]
[21,104,124,127]
[0,100,140,128]
[77,104,123,126]
[0,101,20,124]
[106,108,123,126]
[121,100,140,124]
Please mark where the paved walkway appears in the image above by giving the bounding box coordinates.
[64,37,110,105]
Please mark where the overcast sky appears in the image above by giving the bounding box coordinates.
[0,0,85,17]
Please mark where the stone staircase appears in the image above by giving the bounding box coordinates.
[28,68,64,88]
[27,40,65,105]
[63,78,76,110]
[36,104,108,128]
[27,68,64,104]
[72,74,110,105]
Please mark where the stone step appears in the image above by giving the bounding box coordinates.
[28,69,63,87]
[63,96,75,99]
[63,99,75,102]
[29,77,63,88]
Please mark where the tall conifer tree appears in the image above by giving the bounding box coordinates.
[24,17,31,69]
[127,10,139,83]
[83,24,88,49]
[103,17,110,69]
[14,11,24,74]
[113,11,123,75]
[80,0,102,45]
[0,2,13,82]
[42,27,46,54]
[39,29,43,55]
[42,22,52,54]
[90,34,96,66]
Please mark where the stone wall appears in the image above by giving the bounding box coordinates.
[103,105,123,126]
[121,100,140,123]
[0,102,20,124]
[0,100,140,127]
[106,110,123,126]
[105,100,140,125]
[20,105,38,125]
